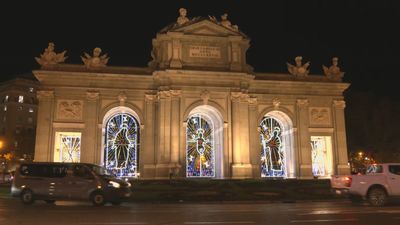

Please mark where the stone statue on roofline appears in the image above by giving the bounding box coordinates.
[322,57,344,81]
[35,42,67,67]
[219,13,239,32]
[176,8,189,26]
[81,47,109,69]
[287,56,310,77]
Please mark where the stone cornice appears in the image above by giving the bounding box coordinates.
[37,89,54,100]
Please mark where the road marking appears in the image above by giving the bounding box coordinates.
[290,219,358,223]
[207,209,263,213]
[79,223,147,225]
[184,222,255,224]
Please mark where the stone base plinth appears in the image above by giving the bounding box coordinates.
[231,164,253,178]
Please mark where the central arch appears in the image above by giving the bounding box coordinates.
[186,105,224,178]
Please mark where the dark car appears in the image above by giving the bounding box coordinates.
[11,162,132,206]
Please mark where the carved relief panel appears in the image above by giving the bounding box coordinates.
[309,107,331,126]
[56,100,83,120]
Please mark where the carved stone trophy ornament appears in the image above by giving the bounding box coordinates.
[35,42,67,67]
[322,57,345,81]
[287,56,310,77]
[81,47,109,69]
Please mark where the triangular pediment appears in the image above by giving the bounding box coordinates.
[169,19,246,38]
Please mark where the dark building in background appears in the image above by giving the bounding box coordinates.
[0,74,39,169]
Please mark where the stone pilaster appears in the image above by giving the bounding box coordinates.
[248,97,260,178]
[34,90,55,162]
[170,39,183,68]
[230,92,252,178]
[170,90,182,169]
[81,91,99,164]
[155,90,172,178]
[142,94,157,178]
[296,99,312,178]
[332,100,350,175]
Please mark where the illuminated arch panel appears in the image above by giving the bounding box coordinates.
[259,116,286,177]
[186,114,215,177]
[104,113,140,178]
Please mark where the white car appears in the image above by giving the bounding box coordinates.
[331,163,400,206]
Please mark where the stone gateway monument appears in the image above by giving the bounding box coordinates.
[33,9,350,179]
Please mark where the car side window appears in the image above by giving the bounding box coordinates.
[389,165,400,175]
[73,165,94,179]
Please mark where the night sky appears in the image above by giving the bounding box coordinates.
[1,0,400,160]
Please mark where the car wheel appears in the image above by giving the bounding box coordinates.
[368,188,387,207]
[21,189,35,205]
[45,200,56,204]
[91,192,105,206]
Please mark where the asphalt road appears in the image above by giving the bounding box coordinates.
[1,198,400,225]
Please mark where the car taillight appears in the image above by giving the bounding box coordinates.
[344,176,352,187]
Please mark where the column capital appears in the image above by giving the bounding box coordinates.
[145,94,157,102]
[296,99,309,107]
[333,100,346,109]
[170,90,182,98]
[231,91,242,102]
[86,90,99,101]
[37,89,54,100]
[248,97,258,106]
[158,90,171,98]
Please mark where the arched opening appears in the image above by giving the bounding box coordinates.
[186,105,224,178]
[102,107,140,178]
[259,111,295,178]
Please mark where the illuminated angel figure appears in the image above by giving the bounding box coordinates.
[35,42,67,67]
[287,56,310,77]
[81,47,109,68]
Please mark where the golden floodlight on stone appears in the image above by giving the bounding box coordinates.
[81,47,109,69]
[323,57,345,81]
[35,42,67,67]
[286,56,310,77]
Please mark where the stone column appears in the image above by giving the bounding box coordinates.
[231,92,252,178]
[142,94,157,178]
[333,100,350,175]
[81,91,99,164]
[296,99,312,178]
[248,97,260,178]
[34,90,54,162]
[169,90,181,172]
[155,90,172,178]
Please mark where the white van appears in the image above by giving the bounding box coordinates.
[11,162,132,206]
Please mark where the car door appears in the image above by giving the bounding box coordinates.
[65,165,96,200]
[387,165,400,196]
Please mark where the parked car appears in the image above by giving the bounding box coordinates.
[331,163,400,206]
[11,162,132,206]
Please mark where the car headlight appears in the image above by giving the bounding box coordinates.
[108,181,120,188]
[127,182,131,188]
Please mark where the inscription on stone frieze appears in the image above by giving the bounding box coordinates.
[189,45,221,58]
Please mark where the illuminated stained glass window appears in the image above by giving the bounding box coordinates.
[105,113,139,178]
[310,136,332,177]
[186,114,214,177]
[259,117,286,177]
[54,132,81,162]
